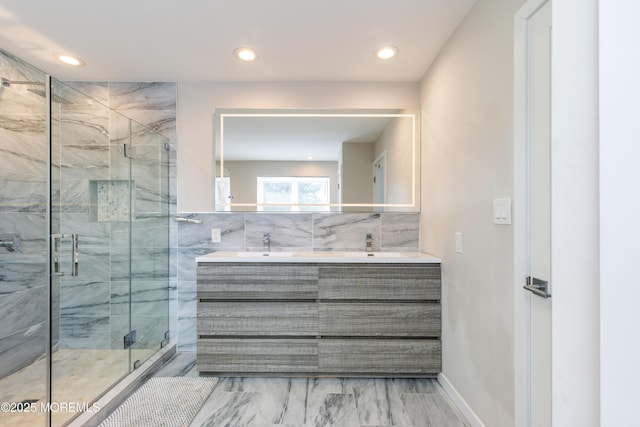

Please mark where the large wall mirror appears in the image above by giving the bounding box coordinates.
[214,108,420,212]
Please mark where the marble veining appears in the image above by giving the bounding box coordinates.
[308,393,359,426]
[353,381,412,426]
[312,213,382,251]
[381,213,420,250]
[0,258,46,294]
[245,213,312,251]
[63,81,109,105]
[148,353,468,427]
[177,315,197,351]
[0,286,46,339]
[0,321,46,379]
[177,281,197,318]
[60,315,110,349]
[60,281,110,317]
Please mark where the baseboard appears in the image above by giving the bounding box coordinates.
[438,372,487,427]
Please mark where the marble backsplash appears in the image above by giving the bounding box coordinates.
[174,211,420,351]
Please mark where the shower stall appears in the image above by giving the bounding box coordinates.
[0,49,170,426]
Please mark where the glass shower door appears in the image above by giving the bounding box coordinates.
[50,79,132,426]
[128,120,170,369]
[0,54,48,427]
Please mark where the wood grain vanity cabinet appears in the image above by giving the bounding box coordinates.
[197,260,441,376]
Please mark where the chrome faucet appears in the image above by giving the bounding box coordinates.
[366,233,373,252]
[262,233,270,252]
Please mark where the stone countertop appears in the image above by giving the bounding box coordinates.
[196,251,441,264]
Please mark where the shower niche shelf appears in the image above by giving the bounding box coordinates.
[89,180,135,222]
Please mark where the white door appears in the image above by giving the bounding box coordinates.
[373,152,386,207]
[515,0,552,426]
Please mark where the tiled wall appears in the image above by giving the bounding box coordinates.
[175,212,420,350]
[62,81,177,350]
[0,49,48,377]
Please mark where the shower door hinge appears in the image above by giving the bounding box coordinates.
[160,330,170,348]
[123,330,137,349]
[123,144,136,159]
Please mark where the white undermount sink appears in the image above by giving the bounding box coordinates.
[236,251,294,257]
[341,251,404,258]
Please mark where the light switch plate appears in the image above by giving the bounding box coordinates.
[493,198,512,225]
[455,232,463,254]
[211,228,221,243]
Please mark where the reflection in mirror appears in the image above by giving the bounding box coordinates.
[214,109,419,212]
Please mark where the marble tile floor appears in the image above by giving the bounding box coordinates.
[0,348,155,427]
[153,353,470,427]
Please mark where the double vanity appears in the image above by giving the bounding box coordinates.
[196,251,442,377]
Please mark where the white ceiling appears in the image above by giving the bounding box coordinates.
[0,0,476,82]
[220,113,397,161]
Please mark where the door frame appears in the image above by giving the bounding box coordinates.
[372,151,387,205]
[513,0,551,425]
[515,1,601,425]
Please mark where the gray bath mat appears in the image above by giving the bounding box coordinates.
[99,377,218,427]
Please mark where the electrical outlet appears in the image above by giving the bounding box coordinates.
[211,228,221,243]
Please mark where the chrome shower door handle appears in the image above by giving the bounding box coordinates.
[72,233,79,276]
[52,234,61,275]
[52,234,79,276]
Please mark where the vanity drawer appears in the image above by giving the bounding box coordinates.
[318,264,440,300]
[198,301,318,336]
[319,339,441,374]
[319,303,440,337]
[198,263,318,300]
[198,338,318,373]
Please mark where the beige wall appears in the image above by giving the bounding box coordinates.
[340,142,374,206]
[374,114,416,208]
[419,0,524,425]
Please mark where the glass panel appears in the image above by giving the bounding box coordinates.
[297,178,330,212]
[129,120,170,368]
[0,49,48,427]
[50,80,131,426]
[257,176,330,212]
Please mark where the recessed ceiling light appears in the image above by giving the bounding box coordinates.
[234,47,258,62]
[305,156,314,161]
[375,46,399,60]
[54,53,85,67]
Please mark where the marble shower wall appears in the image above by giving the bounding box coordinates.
[107,82,177,351]
[0,49,48,378]
[0,45,177,377]
[175,212,420,351]
[58,81,177,350]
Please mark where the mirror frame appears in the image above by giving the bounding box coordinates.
[214,108,420,212]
